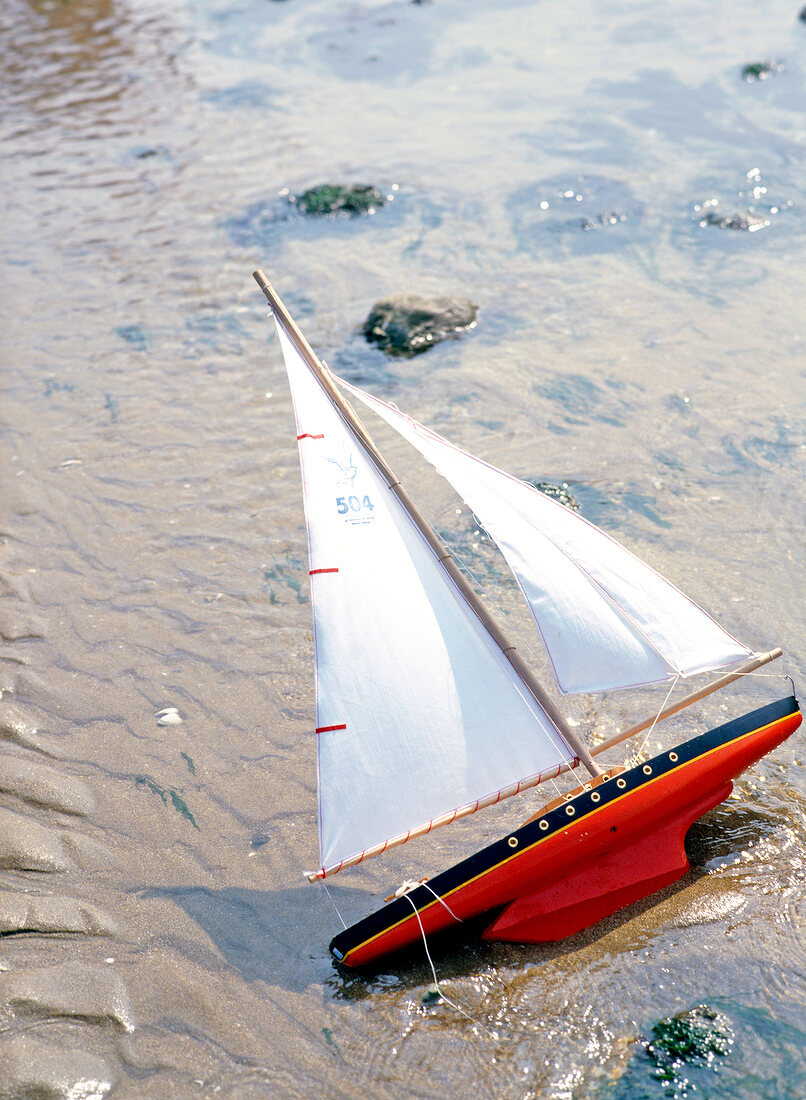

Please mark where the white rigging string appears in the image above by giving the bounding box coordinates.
[622,668,792,768]
[321,881,347,931]
[624,674,680,768]
[419,881,463,924]
[401,892,493,1036]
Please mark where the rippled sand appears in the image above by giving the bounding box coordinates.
[1,1,805,1097]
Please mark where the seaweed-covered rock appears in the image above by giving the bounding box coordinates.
[609,1005,735,1097]
[742,60,782,81]
[291,184,388,217]
[647,1004,733,1073]
[363,294,477,357]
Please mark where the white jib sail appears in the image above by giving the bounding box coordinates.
[274,321,576,872]
[338,378,752,695]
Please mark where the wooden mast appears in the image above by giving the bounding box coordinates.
[253,269,602,779]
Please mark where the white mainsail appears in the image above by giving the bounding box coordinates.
[338,378,752,695]
[275,321,576,872]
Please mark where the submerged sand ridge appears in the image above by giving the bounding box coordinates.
[0,710,125,1097]
[0,454,358,1095]
[0,686,357,1097]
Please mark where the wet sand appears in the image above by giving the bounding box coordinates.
[1,1,805,1097]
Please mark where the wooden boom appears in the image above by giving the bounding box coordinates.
[591,647,783,757]
[303,648,782,879]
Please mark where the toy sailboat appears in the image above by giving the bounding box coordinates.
[254,271,801,968]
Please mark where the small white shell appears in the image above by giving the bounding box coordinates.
[156,707,182,726]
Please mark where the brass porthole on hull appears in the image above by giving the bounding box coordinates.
[643,764,652,775]
[617,778,627,789]
[539,820,549,831]
[591,791,601,803]
[508,836,518,848]
[669,751,679,762]
[566,805,575,816]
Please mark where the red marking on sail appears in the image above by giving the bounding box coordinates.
[316,723,347,734]
[310,568,339,575]
[297,433,324,440]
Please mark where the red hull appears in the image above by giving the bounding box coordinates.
[330,698,801,968]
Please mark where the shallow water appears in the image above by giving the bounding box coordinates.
[1,0,805,1096]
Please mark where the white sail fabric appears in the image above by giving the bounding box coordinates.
[275,321,575,872]
[338,378,752,695]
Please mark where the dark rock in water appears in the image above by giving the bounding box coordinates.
[291,184,388,217]
[228,185,395,248]
[131,144,169,159]
[703,210,770,232]
[363,294,477,357]
[580,211,629,232]
[509,175,642,259]
[742,60,782,81]
[648,1005,733,1071]
[527,480,580,510]
[612,1005,734,1095]
[800,6,806,23]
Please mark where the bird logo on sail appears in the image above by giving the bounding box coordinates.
[325,447,358,486]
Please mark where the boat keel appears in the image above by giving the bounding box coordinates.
[483,781,733,943]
